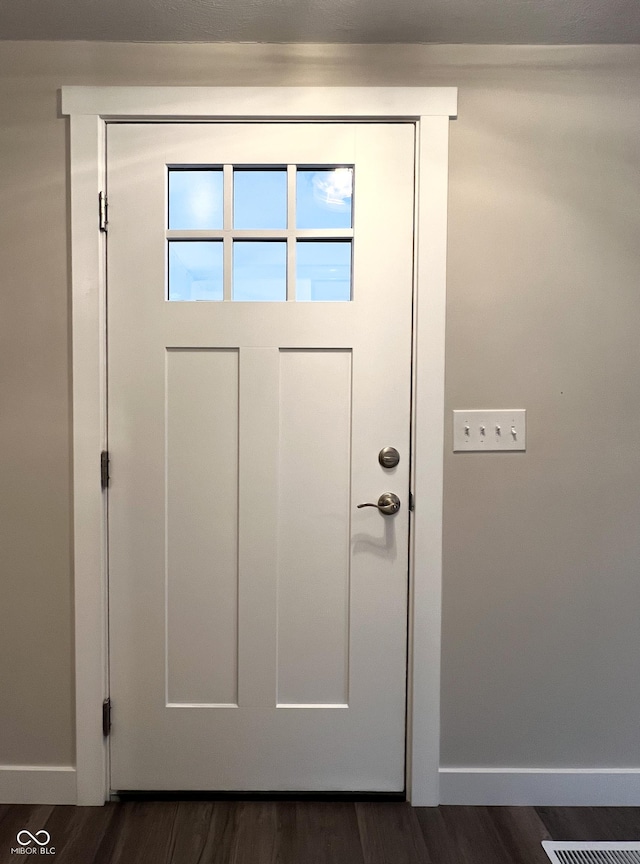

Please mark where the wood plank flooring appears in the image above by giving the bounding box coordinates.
[1,802,639,864]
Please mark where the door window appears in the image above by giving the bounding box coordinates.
[166,165,353,302]
[168,169,224,230]
[168,240,224,301]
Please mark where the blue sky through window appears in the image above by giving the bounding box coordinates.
[296,241,351,301]
[233,241,287,301]
[168,241,224,300]
[234,170,287,229]
[169,170,223,230]
[297,169,353,230]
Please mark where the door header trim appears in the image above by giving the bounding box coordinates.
[62,86,457,120]
[62,86,455,807]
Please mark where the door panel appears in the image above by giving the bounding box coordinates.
[166,348,239,706]
[277,349,352,707]
[107,123,415,791]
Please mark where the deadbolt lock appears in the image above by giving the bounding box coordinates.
[378,447,400,469]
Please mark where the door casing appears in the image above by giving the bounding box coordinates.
[62,86,457,806]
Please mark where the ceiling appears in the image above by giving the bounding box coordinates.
[0,0,638,43]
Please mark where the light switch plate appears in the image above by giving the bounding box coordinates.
[453,409,526,451]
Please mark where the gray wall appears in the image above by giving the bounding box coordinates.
[1,42,639,769]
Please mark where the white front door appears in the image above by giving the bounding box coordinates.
[106,122,415,792]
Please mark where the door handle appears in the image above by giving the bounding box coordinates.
[357,492,401,515]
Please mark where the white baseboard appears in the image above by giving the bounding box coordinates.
[5,763,640,807]
[0,766,76,804]
[439,767,640,806]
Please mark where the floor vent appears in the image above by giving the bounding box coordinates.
[543,842,640,863]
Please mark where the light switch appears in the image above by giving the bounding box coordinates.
[453,409,526,452]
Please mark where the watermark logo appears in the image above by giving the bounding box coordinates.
[17,832,50,846]
[11,830,55,855]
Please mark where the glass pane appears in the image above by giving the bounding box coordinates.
[168,241,223,301]
[296,241,352,302]
[233,241,287,302]
[296,168,353,229]
[233,170,287,229]
[169,170,223,230]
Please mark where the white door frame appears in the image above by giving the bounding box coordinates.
[62,86,457,806]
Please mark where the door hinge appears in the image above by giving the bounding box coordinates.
[409,491,415,512]
[102,698,111,737]
[100,450,110,490]
[99,191,108,232]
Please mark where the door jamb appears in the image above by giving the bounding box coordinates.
[62,86,457,806]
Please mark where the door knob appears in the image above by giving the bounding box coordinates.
[357,492,401,515]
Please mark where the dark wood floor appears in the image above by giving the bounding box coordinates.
[2,801,640,864]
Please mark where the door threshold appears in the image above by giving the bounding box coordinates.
[113,790,406,803]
